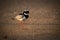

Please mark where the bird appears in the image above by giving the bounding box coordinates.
[15,10,29,21]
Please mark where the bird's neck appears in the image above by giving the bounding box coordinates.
[24,13,29,15]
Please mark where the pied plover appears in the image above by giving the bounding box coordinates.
[15,10,29,21]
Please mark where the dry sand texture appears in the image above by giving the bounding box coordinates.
[0,0,60,40]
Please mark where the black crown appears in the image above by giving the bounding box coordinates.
[23,11,29,13]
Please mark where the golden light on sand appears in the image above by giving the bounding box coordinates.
[15,15,23,21]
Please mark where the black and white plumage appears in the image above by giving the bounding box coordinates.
[15,10,29,21]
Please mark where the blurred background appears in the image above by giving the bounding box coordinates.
[0,0,60,40]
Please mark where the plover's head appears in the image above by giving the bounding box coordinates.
[23,10,29,15]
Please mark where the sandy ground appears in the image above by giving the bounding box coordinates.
[0,0,60,40]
